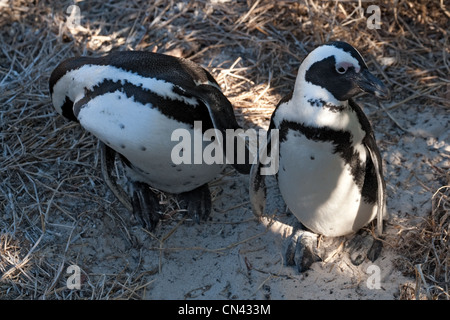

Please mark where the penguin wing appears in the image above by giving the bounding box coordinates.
[180,83,252,174]
[249,116,280,217]
[365,142,387,236]
[250,92,291,218]
[349,99,387,235]
[249,137,268,218]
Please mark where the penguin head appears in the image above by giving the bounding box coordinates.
[51,94,78,123]
[49,58,80,123]
[297,41,390,102]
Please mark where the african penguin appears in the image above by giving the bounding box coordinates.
[50,51,251,230]
[250,41,390,272]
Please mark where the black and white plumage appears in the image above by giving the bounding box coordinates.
[50,51,250,230]
[250,41,390,271]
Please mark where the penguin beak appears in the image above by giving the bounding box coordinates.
[356,69,390,100]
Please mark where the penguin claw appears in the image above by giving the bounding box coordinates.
[284,224,321,273]
[345,230,383,266]
[130,181,161,231]
[177,184,212,223]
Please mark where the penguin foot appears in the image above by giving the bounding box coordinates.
[130,181,161,231]
[177,184,212,224]
[284,223,321,273]
[344,230,383,266]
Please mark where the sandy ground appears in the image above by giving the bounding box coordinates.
[36,97,448,300]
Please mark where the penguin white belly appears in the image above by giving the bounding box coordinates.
[278,131,377,237]
[77,91,225,194]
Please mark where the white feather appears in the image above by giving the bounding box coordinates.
[78,91,224,194]
[278,131,377,237]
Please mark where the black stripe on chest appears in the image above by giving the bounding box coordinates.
[74,79,214,131]
[278,120,368,195]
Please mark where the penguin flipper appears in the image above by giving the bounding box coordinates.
[349,99,387,236]
[181,84,252,175]
[365,143,387,236]
[249,156,267,218]
[249,130,273,218]
[249,119,281,218]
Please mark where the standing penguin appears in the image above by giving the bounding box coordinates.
[250,41,390,272]
[50,51,251,230]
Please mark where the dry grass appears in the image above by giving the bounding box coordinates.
[394,186,449,300]
[0,0,448,299]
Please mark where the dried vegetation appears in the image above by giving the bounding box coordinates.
[0,0,448,299]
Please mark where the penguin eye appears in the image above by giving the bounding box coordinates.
[335,62,355,75]
[336,65,347,74]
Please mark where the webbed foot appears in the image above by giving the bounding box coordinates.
[177,184,212,223]
[130,181,161,231]
[345,230,383,266]
[284,222,321,273]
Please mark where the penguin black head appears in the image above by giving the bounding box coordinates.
[300,41,390,102]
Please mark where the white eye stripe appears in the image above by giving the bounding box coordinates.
[52,64,199,111]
